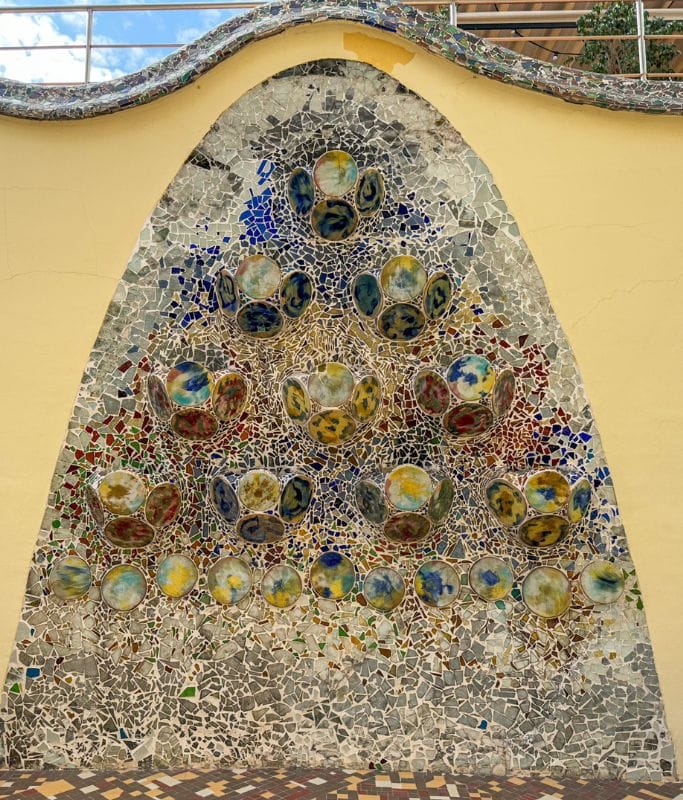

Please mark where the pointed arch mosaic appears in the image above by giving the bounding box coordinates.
[0,61,673,778]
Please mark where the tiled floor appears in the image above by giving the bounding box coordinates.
[0,769,681,800]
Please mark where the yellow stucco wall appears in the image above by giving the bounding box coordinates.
[1,21,682,766]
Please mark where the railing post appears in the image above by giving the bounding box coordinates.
[634,0,648,80]
[84,7,93,83]
[449,1,457,27]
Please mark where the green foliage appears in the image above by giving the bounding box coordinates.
[577,1,683,75]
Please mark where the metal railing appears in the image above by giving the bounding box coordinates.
[1,0,682,84]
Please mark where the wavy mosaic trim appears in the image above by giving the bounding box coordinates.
[1,0,683,120]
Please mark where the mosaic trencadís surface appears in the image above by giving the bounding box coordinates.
[3,0,683,119]
[0,61,673,778]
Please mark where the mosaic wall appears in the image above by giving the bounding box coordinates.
[2,0,683,120]
[0,60,674,778]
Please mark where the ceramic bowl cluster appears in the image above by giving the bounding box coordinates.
[355,464,455,544]
[483,468,592,548]
[85,469,182,549]
[351,254,454,342]
[147,360,249,441]
[216,254,314,339]
[281,361,382,446]
[287,149,385,242]
[209,468,314,544]
[413,354,516,440]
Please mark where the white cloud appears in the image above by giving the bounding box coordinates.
[0,4,240,84]
[56,10,88,31]
[176,25,203,43]
[0,12,128,83]
[0,10,176,83]
[176,8,238,44]
[111,44,161,73]
[200,8,224,24]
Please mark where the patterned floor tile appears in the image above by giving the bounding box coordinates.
[0,770,681,800]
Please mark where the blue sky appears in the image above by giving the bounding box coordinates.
[0,1,244,83]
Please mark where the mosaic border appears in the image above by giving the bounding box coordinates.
[1,0,683,120]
